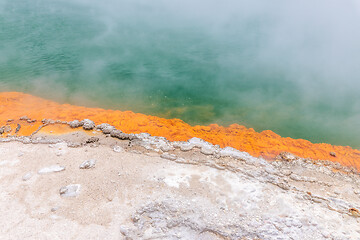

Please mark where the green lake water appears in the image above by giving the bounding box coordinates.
[1,0,360,148]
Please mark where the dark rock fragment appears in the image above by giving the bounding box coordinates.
[110,129,135,140]
[15,124,21,133]
[277,152,298,161]
[330,152,337,157]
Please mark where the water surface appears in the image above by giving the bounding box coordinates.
[1,0,360,148]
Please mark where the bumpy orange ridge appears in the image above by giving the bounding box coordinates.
[1,92,360,170]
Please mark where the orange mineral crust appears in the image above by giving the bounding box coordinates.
[1,91,360,170]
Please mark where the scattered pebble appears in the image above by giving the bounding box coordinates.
[59,184,81,197]
[2,125,11,133]
[38,165,66,174]
[349,208,360,218]
[278,152,298,161]
[15,124,21,133]
[79,159,96,169]
[160,153,177,161]
[22,172,33,181]
[113,145,123,153]
[19,116,29,121]
[51,207,59,212]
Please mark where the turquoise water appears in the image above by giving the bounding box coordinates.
[1,0,360,148]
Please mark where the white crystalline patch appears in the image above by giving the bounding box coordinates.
[198,168,264,208]
[139,136,173,152]
[155,168,195,188]
[38,165,65,174]
[187,138,218,155]
[188,137,213,148]
[219,147,257,164]
[0,158,20,166]
[163,175,190,188]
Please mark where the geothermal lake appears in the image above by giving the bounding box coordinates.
[1,0,360,148]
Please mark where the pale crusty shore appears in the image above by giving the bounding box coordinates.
[0,120,360,239]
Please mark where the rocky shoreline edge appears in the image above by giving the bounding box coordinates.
[1,117,360,239]
[1,116,359,175]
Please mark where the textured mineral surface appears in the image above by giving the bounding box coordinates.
[0,129,359,239]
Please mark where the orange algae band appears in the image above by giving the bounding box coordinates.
[1,91,360,170]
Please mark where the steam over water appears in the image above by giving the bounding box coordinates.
[1,0,360,148]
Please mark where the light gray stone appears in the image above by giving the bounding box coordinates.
[79,159,96,169]
[81,119,95,130]
[69,120,83,128]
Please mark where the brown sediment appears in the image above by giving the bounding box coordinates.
[1,91,360,170]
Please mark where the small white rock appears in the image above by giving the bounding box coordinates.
[59,184,81,197]
[79,159,96,169]
[38,165,65,174]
